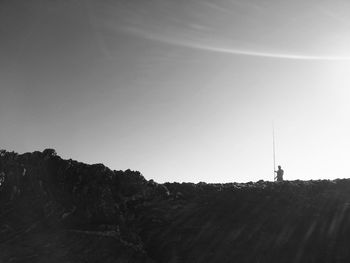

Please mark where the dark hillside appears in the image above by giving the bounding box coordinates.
[1,150,350,262]
[0,149,155,262]
[139,181,350,263]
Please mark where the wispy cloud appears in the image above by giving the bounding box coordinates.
[90,0,350,61]
[123,26,350,61]
[188,42,350,61]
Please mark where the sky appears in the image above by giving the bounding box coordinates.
[1,0,350,183]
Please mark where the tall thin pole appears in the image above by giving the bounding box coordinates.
[272,123,276,181]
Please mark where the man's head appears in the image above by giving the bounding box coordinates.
[278,165,281,169]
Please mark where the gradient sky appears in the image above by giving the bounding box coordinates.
[2,0,350,183]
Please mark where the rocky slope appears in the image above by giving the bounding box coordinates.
[1,149,350,262]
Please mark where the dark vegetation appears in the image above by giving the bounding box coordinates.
[1,149,350,262]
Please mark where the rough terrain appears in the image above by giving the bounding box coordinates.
[1,149,350,262]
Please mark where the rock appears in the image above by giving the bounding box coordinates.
[2,149,350,263]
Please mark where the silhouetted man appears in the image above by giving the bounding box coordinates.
[275,165,284,182]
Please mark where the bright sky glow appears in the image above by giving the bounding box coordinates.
[1,0,350,183]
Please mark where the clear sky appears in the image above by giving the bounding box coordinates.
[1,0,350,183]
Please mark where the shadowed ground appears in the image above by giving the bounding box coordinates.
[1,150,350,262]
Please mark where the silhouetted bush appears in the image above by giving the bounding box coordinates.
[43,148,57,157]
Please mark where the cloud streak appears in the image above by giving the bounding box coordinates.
[124,27,350,61]
[188,42,350,61]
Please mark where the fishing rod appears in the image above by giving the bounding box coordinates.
[272,123,276,181]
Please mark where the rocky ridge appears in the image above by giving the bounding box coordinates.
[1,149,350,262]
